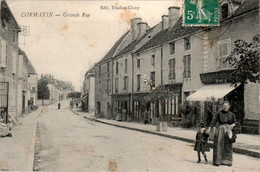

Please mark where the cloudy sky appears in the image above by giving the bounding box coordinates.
[7,0,181,91]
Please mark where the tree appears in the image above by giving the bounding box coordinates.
[68,92,81,99]
[225,34,260,86]
[38,80,50,100]
[144,85,175,122]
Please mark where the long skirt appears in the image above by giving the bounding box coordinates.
[213,125,233,165]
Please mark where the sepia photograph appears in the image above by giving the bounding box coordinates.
[0,0,259,171]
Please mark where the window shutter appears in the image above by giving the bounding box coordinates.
[18,55,23,78]
[173,59,176,79]
[12,52,17,74]
[183,56,187,78]
[1,40,7,67]
[188,55,191,77]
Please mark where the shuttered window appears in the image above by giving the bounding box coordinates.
[0,40,7,68]
[218,39,231,69]
[12,52,17,74]
[183,55,191,78]
[169,59,176,79]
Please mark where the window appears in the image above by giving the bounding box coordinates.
[115,78,118,93]
[151,55,155,66]
[98,65,101,78]
[0,40,7,68]
[183,55,191,78]
[123,76,128,90]
[150,72,155,89]
[125,59,127,73]
[13,30,16,42]
[169,42,175,54]
[106,79,110,94]
[218,39,231,69]
[107,62,110,77]
[184,37,191,51]
[169,59,176,79]
[116,62,118,75]
[137,74,140,91]
[137,59,140,68]
[221,4,229,20]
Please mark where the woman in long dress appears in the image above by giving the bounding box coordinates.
[207,101,236,166]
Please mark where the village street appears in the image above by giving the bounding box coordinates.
[32,101,260,172]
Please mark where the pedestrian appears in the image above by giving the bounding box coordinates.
[194,121,209,164]
[58,103,61,110]
[206,101,236,166]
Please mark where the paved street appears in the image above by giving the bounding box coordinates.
[34,103,260,172]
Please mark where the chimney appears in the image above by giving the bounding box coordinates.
[131,17,142,40]
[161,15,169,30]
[137,22,148,38]
[168,6,180,28]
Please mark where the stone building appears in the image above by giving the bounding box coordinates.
[0,0,21,123]
[82,67,95,112]
[91,0,259,133]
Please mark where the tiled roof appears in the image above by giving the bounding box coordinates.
[233,0,259,17]
[115,25,157,57]
[96,31,130,65]
[136,0,259,54]
[85,66,95,76]
[136,17,200,53]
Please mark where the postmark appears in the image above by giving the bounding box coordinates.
[183,0,219,27]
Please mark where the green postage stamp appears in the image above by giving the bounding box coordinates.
[183,0,219,26]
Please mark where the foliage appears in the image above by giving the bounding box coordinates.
[225,34,260,86]
[68,92,81,99]
[144,85,176,121]
[37,80,50,100]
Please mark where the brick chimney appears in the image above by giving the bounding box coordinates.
[161,15,169,30]
[137,22,148,38]
[168,6,180,28]
[131,18,142,41]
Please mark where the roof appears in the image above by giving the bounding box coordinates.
[95,31,130,65]
[1,0,21,30]
[115,25,156,57]
[233,0,259,17]
[136,0,259,54]
[18,48,37,74]
[85,66,95,76]
[136,17,200,53]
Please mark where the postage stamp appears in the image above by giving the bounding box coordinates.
[183,0,219,26]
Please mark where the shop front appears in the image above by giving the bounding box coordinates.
[186,70,245,128]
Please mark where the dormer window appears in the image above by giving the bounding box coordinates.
[221,3,229,20]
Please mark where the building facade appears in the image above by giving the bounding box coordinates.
[88,0,259,133]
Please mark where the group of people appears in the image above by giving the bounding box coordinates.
[194,101,238,167]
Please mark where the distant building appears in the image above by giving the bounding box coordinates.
[82,67,95,112]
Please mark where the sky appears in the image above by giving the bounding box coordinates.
[7,0,181,91]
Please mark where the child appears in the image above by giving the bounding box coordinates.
[194,122,210,163]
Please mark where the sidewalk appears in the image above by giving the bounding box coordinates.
[71,109,260,159]
[0,106,42,171]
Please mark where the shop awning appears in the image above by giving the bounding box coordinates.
[186,84,238,101]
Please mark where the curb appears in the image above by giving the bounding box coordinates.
[70,109,260,159]
[26,106,43,171]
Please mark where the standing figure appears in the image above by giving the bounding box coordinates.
[207,101,236,166]
[196,0,213,23]
[58,103,61,110]
[194,122,209,163]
